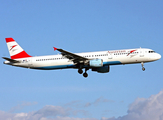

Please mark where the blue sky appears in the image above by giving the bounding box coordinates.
[0,0,163,120]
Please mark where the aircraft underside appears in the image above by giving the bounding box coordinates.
[9,60,148,78]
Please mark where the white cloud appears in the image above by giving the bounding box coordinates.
[84,103,92,107]
[2,91,163,120]
[72,110,90,116]
[34,105,69,117]
[0,105,97,120]
[14,113,28,117]
[9,102,37,112]
[0,110,15,120]
[40,116,97,120]
[64,100,81,108]
[94,97,114,106]
[102,90,163,120]
[64,97,113,108]
[84,97,114,107]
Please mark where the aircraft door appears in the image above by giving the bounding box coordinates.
[108,52,112,59]
[27,58,33,68]
[140,48,144,57]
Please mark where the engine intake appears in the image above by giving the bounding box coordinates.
[89,59,103,67]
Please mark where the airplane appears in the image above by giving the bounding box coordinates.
[3,38,161,78]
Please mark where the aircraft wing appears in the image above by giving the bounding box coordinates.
[53,47,89,63]
[2,57,20,63]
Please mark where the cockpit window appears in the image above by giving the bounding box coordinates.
[149,51,155,53]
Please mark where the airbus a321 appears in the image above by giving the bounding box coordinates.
[3,38,161,78]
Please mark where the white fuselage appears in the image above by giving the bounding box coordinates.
[4,48,161,70]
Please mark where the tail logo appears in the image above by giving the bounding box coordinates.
[10,45,17,51]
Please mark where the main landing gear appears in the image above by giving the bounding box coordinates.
[78,68,89,78]
[141,62,145,71]
[78,69,83,74]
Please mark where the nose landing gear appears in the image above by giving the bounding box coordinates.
[142,67,145,71]
[141,62,145,71]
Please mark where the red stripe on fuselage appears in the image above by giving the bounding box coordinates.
[11,51,31,59]
[5,38,15,43]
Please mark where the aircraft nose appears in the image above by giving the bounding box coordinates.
[148,53,161,61]
[156,53,161,60]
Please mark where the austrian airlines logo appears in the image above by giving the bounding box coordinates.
[127,50,136,56]
[10,45,17,51]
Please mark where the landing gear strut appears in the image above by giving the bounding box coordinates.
[78,64,83,74]
[77,64,89,78]
[141,62,145,71]
[83,68,89,78]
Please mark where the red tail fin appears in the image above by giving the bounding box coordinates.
[5,38,32,59]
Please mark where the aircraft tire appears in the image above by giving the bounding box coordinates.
[78,69,83,74]
[83,72,88,78]
[142,67,145,71]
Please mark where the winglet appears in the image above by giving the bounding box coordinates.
[53,47,57,51]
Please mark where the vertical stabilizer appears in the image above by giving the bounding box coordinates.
[5,38,31,59]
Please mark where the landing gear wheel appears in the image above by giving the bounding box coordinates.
[142,67,145,71]
[141,62,145,71]
[78,69,83,74]
[83,72,88,78]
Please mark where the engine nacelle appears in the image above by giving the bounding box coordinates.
[89,59,103,67]
[92,66,110,73]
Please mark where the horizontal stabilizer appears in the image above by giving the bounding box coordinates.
[2,57,20,63]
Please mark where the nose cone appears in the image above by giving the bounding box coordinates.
[148,53,161,61]
[156,53,161,60]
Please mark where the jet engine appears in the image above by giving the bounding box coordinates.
[92,66,110,73]
[89,59,103,67]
